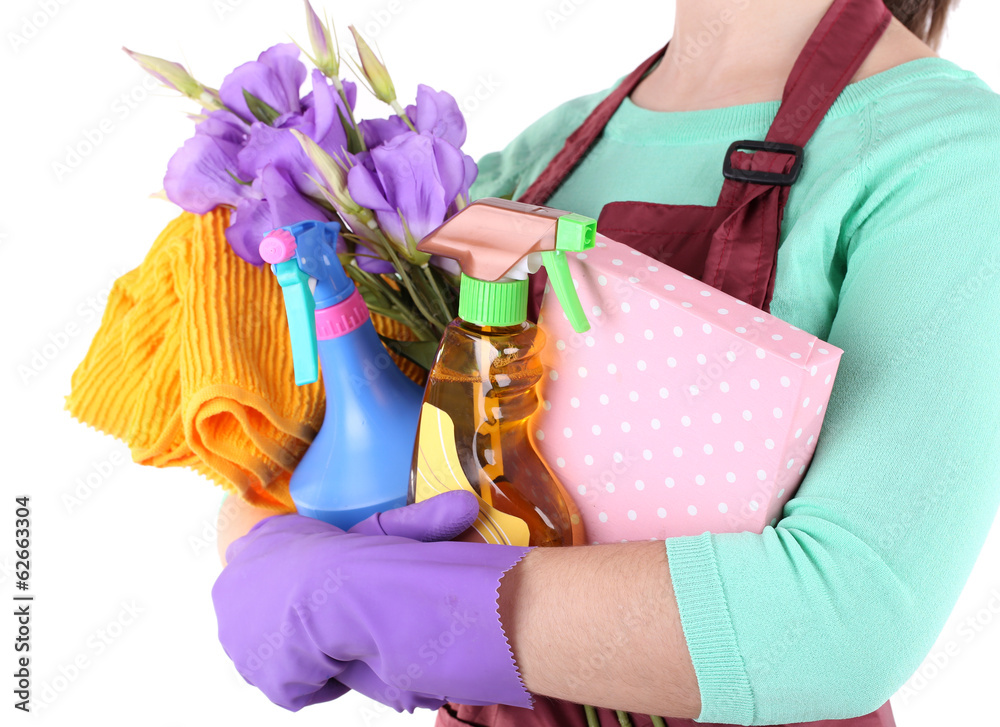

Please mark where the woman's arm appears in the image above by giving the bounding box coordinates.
[499,540,702,718]
[216,494,282,565]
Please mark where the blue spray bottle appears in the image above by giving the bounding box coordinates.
[259,220,423,529]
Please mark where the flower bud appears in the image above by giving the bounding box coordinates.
[123,48,223,110]
[303,0,339,77]
[348,25,396,105]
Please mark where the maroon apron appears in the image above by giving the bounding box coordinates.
[439,0,897,725]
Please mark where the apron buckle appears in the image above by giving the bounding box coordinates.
[723,140,804,186]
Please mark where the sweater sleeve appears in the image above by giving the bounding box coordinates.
[665,91,1000,724]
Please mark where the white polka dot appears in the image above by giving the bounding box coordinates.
[682,302,693,308]
[563,427,573,438]
[667,357,677,368]
[665,477,675,488]
[650,299,660,310]
[597,275,608,286]
[712,412,722,424]
[734,441,744,452]
[673,326,684,337]
[635,480,645,491]
[605,482,615,493]
[687,505,698,516]
[637,360,647,371]
[689,385,700,396]
[556,339,566,350]
[659,387,669,399]
[810,365,818,376]
[657,507,667,518]
[756,348,766,359]
[807,435,815,446]
[780,376,791,387]
[720,382,730,393]
[621,422,631,433]
[584,455,594,466]
[742,410,753,421]
[700,290,711,297]
[536,430,545,440]
[703,323,713,334]
[643,449,653,460]
[802,397,810,408]
[570,397,580,408]
[549,370,559,381]
[681,415,691,427]
[651,419,661,430]
[786,459,795,469]
[613,452,624,463]
[772,334,783,341]
[757,469,767,481]
[664,284,675,291]
[578,366,588,378]
[585,336,595,347]
[817,405,824,415]
[749,500,759,511]
[596,241,606,248]
[598,512,608,523]
[621,302,631,313]
[629,391,639,402]
[644,329,654,340]
[753,316,764,323]
[795,428,802,438]
[647,265,659,272]
[576,252,588,260]
[726,472,736,483]
[695,474,706,485]
[703,444,713,454]
[591,305,602,316]
[631,250,642,256]
[825,374,832,384]
[718,502,728,514]
[592,425,601,435]
[764,438,775,449]
[577,485,587,495]
[725,351,736,362]
[627,510,637,521]
[735,326,747,333]
[799,465,806,475]
[790,352,801,359]
[819,347,829,354]
[556,457,566,468]
[611,259,623,266]
[600,394,610,405]
[718,308,729,315]
[607,363,617,374]
[614,332,625,344]
[673,446,683,457]
[773,407,783,419]
[750,378,760,390]
[777,488,785,498]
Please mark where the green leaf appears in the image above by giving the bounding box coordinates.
[378,336,440,371]
[242,89,281,125]
[336,105,366,154]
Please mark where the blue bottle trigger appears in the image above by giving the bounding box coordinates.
[262,220,355,386]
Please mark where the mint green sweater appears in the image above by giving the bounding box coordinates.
[469,57,1000,724]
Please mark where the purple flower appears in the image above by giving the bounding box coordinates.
[359,84,467,149]
[347,131,477,248]
[220,44,307,122]
[336,238,395,274]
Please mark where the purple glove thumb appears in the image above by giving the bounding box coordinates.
[349,490,479,541]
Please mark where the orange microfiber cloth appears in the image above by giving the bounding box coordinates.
[66,208,322,512]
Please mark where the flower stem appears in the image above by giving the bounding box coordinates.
[583,705,600,727]
[390,99,416,131]
[422,264,454,324]
[331,77,367,152]
[650,717,668,727]
[615,711,633,727]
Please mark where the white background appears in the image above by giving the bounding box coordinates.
[2,1,999,725]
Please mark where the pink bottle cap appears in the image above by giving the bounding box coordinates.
[260,229,297,263]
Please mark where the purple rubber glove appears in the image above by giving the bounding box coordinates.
[213,490,533,713]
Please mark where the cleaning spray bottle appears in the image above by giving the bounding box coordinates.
[408,198,595,547]
[260,220,423,529]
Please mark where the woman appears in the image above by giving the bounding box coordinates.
[213,0,1000,725]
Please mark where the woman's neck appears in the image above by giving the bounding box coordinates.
[630,0,938,112]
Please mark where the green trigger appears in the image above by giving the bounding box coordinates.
[542,213,597,333]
